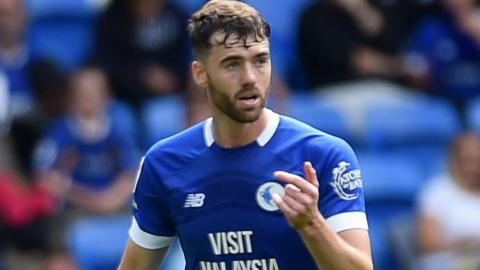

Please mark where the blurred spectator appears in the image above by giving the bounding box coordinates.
[8,59,68,176]
[33,65,138,215]
[0,0,33,117]
[0,72,8,135]
[28,59,68,121]
[31,66,138,269]
[298,0,431,89]
[0,171,56,270]
[405,0,480,111]
[0,0,69,175]
[96,0,190,108]
[416,132,480,270]
[0,60,60,268]
[295,0,439,140]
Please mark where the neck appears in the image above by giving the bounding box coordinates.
[211,108,270,148]
[0,42,25,63]
[0,41,24,59]
[0,32,23,50]
[452,169,480,193]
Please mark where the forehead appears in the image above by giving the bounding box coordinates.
[207,32,270,62]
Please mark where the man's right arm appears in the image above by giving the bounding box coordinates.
[118,239,168,270]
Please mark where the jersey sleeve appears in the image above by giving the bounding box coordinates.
[315,137,368,232]
[129,155,176,249]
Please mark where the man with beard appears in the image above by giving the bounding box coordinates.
[118,1,373,269]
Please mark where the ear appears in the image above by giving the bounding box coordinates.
[192,60,208,88]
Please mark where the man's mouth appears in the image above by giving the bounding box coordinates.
[237,93,260,107]
[239,94,258,101]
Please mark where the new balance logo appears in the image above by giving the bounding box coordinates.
[184,193,205,208]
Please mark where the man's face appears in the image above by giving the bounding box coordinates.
[200,34,272,123]
[0,0,26,44]
[454,136,480,184]
[71,70,109,117]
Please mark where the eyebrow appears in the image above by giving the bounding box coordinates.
[219,55,243,65]
[219,52,270,65]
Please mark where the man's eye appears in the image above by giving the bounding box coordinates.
[226,62,239,70]
[255,58,268,66]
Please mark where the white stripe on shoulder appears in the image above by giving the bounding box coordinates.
[326,211,369,232]
[129,217,176,249]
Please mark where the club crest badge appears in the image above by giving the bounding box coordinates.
[256,182,284,211]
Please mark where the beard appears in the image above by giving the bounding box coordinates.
[206,77,267,123]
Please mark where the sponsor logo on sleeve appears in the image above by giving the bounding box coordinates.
[330,161,363,200]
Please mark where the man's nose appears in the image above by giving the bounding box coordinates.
[241,63,256,85]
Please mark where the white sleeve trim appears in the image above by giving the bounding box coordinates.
[326,211,369,232]
[129,217,176,249]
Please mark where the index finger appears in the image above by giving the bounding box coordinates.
[303,161,319,188]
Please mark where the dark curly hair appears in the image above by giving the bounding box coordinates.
[187,0,270,60]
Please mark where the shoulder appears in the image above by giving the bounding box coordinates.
[421,174,454,197]
[275,115,359,183]
[143,119,209,173]
[276,115,353,156]
[42,117,73,140]
[411,15,452,42]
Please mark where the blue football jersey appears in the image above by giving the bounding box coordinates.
[130,110,368,270]
[33,114,138,190]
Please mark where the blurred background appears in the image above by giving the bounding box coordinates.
[1,0,480,269]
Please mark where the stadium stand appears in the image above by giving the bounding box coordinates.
[364,95,462,149]
[287,92,351,143]
[142,94,186,149]
[3,1,477,269]
[26,0,99,71]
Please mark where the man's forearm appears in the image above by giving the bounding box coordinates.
[118,239,167,270]
[299,213,373,270]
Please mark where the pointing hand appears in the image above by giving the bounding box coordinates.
[272,162,321,230]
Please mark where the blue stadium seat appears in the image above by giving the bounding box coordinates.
[357,151,427,270]
[67,216,186,270]
[466,97,480,133]
[392,145,448,180]
[367,203,409,270]
[364,96,461,149]
[142,95,186,149]
[358,151,426,202]
[287,93,351,143]
[26,0,97,71]
[389,214,417,270]
[160,240,186,270]
[67,215,131,270]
